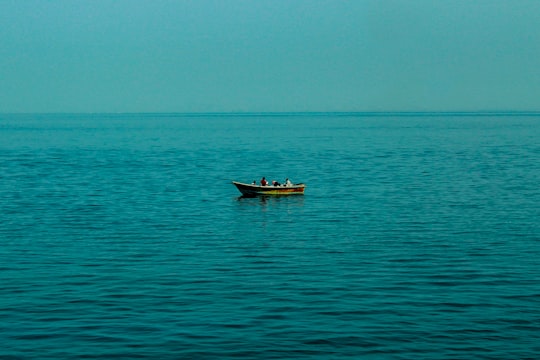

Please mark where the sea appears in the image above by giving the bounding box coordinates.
[1,113,539,359]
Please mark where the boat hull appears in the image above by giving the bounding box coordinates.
[232,181,305,196]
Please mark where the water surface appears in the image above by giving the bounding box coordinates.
[1,113,539,359]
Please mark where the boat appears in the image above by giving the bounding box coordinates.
[232,181,306,196]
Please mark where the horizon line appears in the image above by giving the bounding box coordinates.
[2,110,540,117]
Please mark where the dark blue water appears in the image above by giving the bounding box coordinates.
[1,113,539,359]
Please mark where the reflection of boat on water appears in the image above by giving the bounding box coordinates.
[232,181,305,197]
[236,193,305,208]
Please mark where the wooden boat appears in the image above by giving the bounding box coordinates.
[232,181,305,196]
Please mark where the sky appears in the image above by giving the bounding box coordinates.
[1,0,540,113]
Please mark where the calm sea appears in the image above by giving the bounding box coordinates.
[1,113,539,359]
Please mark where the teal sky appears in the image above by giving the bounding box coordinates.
[1,0,540,113]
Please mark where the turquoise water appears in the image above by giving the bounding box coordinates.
[1,113,539,359]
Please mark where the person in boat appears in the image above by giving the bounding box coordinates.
[252,180,257,185]
[284,178,292,186]
[260,177,268,186]
[272,180,281,187]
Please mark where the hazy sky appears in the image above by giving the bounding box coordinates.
[1,0,540,113]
